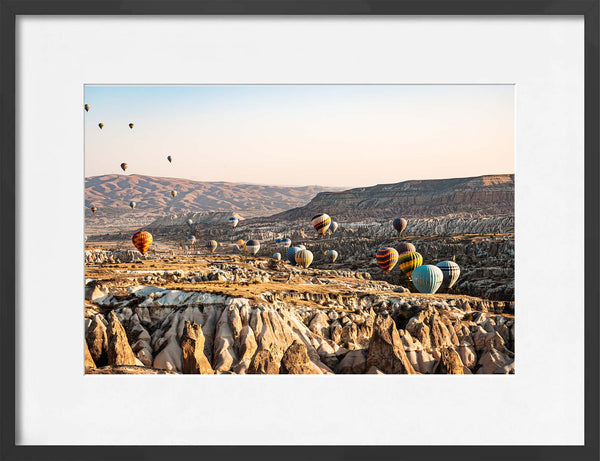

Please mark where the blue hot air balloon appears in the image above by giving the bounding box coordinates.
[278,238,292,254]
[436,261,461,289]
[411,265,444,294]
[228,216,239,228]
[324,250,338,263]
[286,246,301,265]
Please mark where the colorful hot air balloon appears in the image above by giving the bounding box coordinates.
[331,221,339,233]
[170,190,177,198]
[98,123,104,130]
[132,231,153,255]
[235,239,246,253]
[278,238,291,254]
[167,155,173,163]
[393,218,407,235]
[208,240,218,253]
[375,247,399,274]
[228,217,239,228]
[398,251,423,279]
[186,219,193,226]
[311,213,331,237]
[120,163,128,172]
[84,104,90,112]
[129,201,136,209]
[273,252,281,261]
[129,123,134,129]
[411,265,443,294]
[245,239,260,256]
[436,261,461,289]
[286,246,301,265]
[397,242,416,255]
[325,250,338,263]
[295,249,314,268]
[90,206,97,214]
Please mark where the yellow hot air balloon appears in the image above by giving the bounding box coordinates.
[132,231,153,255]
[129,123,134,129]
[311,213,331,237]
[84,104,90,112]
[398,251,423,279]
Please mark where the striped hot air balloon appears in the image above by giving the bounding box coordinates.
[208,240,218,253]
[397,242,416,255]
[324,250,338,263]
[411,265,443,294]
[278,238,291,254]
[436,261,461,289]
[375,247,399,274]
[228,217,239,228]
[286,246,301,265]
[295,249,314,268]
[132,231,153,255]
[398,251,423,279]
[311,213,331,237]
[273,252,281,260]
[393,218,407,235]
[245,239,260,255]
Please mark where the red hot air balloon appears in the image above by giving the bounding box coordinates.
[132,231,153,255]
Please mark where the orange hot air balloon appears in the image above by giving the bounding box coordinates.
[132,231,153,255]
[90,206,97,214]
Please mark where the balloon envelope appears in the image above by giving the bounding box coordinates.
[325,250,338,263]
[208,240,218,253]
[170,190,177,197]
[397,242,416,255]
[120,163,128,172]
[311,213,331,236]
[393,218,407,235]
[129,123,134,129]
[436,261,461,289]
[286,246,301,265]
[167,155,173,163]
[186,219,193,226]
[331,221,339,233]
[398,251,423,279]
[296,244,306,250]
[90,206,97,214]
[411,265,443,294]
[84,104,90,112]
[376,247,399,274]
[295,249,314,268]
[132,231,153,255]
[129,201,136,209]
[273,252,281,260]
[98,123,104,129]
[278,238,292,253]
[188,235,196,244]
[228,217,239,228]
[245,239,260,255]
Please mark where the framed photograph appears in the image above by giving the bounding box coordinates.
[1,1,598,460]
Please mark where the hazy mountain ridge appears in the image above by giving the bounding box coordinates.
[85,174,339,218]
[268,174,514,221]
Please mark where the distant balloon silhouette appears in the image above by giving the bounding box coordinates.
[411,265,443,294]
[120,163,128,172]
[98,123,104,130]
[167,155,173,163]
[132,231,153,255]
[208,240,218,253]
[228,217,239,228]
[90,206,97,214]
[376,247,399,274]
[129,123,134,129]
[129,201,136,209]
[393,218,407,235]
[186,219,193,226]
[331,221,339,233]
[170,190,177,198]
[84,104,90,112]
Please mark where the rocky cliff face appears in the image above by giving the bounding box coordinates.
[269,174,514,221]
[85,256,514,375]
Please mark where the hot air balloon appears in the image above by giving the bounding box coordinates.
[170,190,177,198]
[186,219,193,226]
[245,239,260,256]
[132,230,153,255]
[324,250,338,263]
[188,235,197,245]
[393,218,407,235]
[397,242,416,255]
[208,240,218,253]
[296,244,306,250]
[129,123,134,129]
[436,261,461,289]
[84,104,90,112]
[295,249,314,268]
[129,201,136,209]
[411,265,443,294]
[331,221,339,233]
[90,206,97,214]
[398,251,423,279]
[228,217,239,228]
[278,238,292,254]
[286,246,301,265]
[311,213,331,237]
[376,247,399,274]
[273,252,281,260]
[120,163,128,172]
[167,155,173,163]
[98,123,104,130]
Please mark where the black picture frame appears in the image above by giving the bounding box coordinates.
[1,1,598,460]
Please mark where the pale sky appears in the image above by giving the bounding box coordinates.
[84,85,514,188]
